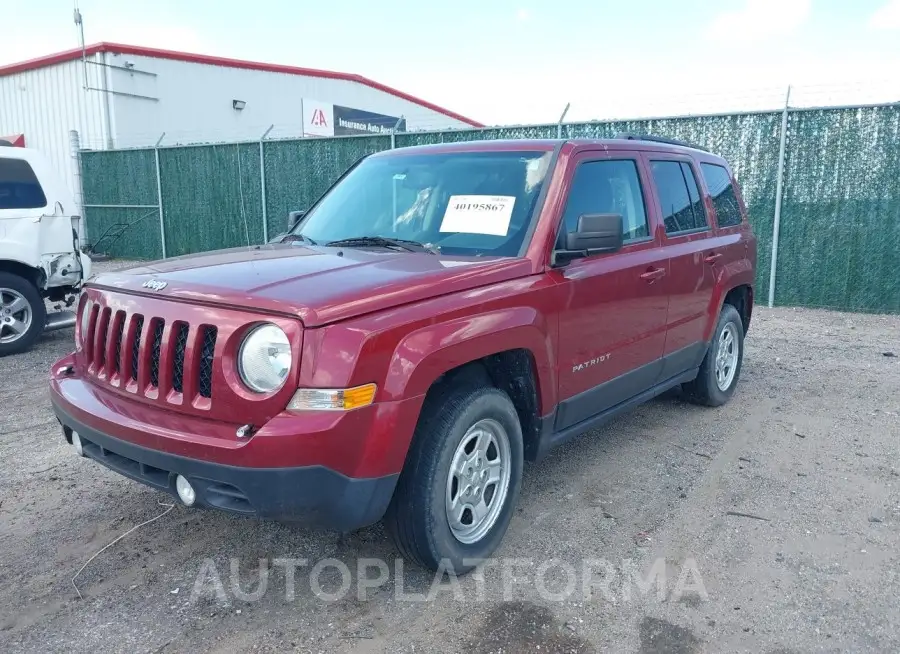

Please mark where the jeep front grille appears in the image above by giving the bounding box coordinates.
[78,288,301,424]
[84,305,218,405]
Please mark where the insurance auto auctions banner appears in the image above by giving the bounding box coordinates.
[333,105,406,135]
[302,100,406,137]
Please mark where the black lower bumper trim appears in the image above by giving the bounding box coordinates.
[53,401,398,531]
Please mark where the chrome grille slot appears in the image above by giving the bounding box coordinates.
[84,302,99,362]
[95,307,111,371]
[172,323,189,393]
[130,315,144,382]
[199,326,217,399]
[113,311,126,374]
[149,319,165,388]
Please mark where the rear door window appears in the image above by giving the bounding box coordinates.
[560,159,649,243]
[650,160,708,235]
[0,158,47,210]
[700,163,743,227]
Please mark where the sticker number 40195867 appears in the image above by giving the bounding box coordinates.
[439,195,516,236]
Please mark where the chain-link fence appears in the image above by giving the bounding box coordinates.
[80,103,900,313]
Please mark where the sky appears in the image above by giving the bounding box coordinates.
[2,0,899,126]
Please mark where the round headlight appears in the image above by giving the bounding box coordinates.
[78,297,92,349]
[238,324,292,393]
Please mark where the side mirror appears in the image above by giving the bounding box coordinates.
[287,210,306,231]
[565,213,623,253]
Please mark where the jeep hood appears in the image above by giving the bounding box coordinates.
[89,245,533,326]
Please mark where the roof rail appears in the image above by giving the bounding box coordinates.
[614,133,709,152]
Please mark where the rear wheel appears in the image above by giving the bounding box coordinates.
[682,303,744,407]
[384,384,523,574]
[0,272,45,356]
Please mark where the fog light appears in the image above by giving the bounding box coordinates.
[175,475,196,506]
[71,431,84,457]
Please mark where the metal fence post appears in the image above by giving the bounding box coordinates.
[390,115,405,149]
[767,86,792,308]
[299,99,305,138]
[69,129,87,243]
[557,103,571,139]
[259,125,274,243]
[154,132,167,259]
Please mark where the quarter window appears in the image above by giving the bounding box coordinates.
[650,160,708,234]
[700,163,743,227]
[0,158,47,210]
[681,163,707,227]
[560,160,649,243]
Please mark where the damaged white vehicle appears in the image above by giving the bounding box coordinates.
[0,144,91,355]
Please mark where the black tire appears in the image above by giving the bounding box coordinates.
[0,272,46,357]
[682,303,744,407]
[384,384,524,574]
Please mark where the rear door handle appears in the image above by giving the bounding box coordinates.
[640,267,666,282]
[704,252,723,264]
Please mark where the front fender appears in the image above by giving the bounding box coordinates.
[382,306,556,412]
[295,274,561,477]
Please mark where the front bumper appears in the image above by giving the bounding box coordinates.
[53,400,398,530]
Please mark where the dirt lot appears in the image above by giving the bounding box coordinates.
[1,264,899,653]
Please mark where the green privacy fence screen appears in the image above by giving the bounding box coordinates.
[80,103,900,313]
[774,107,900,312]
[81,148,164,260]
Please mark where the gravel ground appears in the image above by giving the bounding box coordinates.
[1,260,899,653]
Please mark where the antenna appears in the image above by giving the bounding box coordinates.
[74,2,87,90]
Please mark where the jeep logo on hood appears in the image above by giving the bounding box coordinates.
[142,279,167,291]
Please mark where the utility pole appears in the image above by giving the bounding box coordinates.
[74,4,87,90]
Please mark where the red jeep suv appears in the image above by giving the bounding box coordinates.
[51,136,756,572]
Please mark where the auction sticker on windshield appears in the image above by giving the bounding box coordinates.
[439,195,516,236]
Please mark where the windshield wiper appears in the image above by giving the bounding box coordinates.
[326,236,437,254]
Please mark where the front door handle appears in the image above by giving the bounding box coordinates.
[704,252,723,264]
[640,267,666,282]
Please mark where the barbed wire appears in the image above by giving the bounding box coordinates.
[72,79,900,151]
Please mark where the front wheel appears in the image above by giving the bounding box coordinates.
[384,384,524,574]
[682,303,744,406]
[0,272,46,356]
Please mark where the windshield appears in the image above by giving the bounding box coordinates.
[294,150,553,257]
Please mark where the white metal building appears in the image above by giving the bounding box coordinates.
[0,42,481,213]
